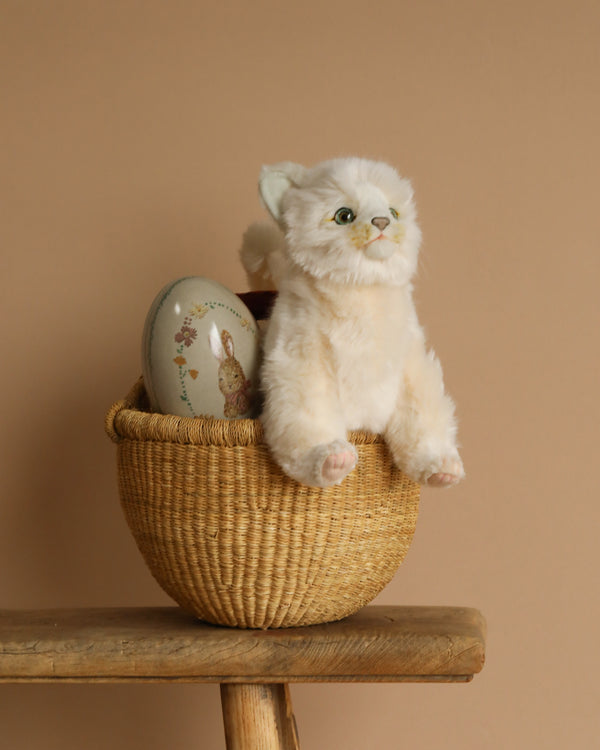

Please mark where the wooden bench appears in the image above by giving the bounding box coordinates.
[0,605,486,749]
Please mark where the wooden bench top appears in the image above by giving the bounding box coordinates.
[0,605,485,684]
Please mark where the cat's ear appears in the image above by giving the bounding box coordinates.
[259,162,306,223]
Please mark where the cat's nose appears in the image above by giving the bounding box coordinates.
[371,217,390,232]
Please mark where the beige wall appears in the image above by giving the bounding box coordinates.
[2,1,599,747]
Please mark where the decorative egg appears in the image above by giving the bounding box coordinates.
[142,277,261,419]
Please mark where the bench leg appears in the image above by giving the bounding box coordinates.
[220,683,300,750]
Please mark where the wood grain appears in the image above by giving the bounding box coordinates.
[0,605,486,684]
[221,684,299,750]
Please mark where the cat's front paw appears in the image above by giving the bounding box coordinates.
[320,441,358,486]
[299,439,357,488]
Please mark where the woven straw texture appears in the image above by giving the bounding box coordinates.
[106,378,420,629]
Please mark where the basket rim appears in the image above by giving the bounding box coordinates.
[106,378,385,448]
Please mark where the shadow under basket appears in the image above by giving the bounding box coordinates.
[105,378,421,629]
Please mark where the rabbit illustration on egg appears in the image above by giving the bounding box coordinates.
[209,324,252,418]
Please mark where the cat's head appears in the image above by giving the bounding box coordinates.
[259,157,421,285]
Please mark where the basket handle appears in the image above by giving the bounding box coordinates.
[104,377,145,443]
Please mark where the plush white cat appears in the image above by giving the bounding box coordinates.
[240,157,464,489]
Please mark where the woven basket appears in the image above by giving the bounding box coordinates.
[105,378,420,629]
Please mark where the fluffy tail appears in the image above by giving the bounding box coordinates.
[240,222,287,291]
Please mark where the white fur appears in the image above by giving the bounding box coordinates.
[240,157,464,488]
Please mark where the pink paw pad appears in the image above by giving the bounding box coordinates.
[427,472,460,487]
[321,449,357,485]
[426,458,464,488]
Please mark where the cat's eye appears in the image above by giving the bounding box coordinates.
[334,207,356,225]
[390,208,399,220]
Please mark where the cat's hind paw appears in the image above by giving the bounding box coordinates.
[425,456,465,488]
